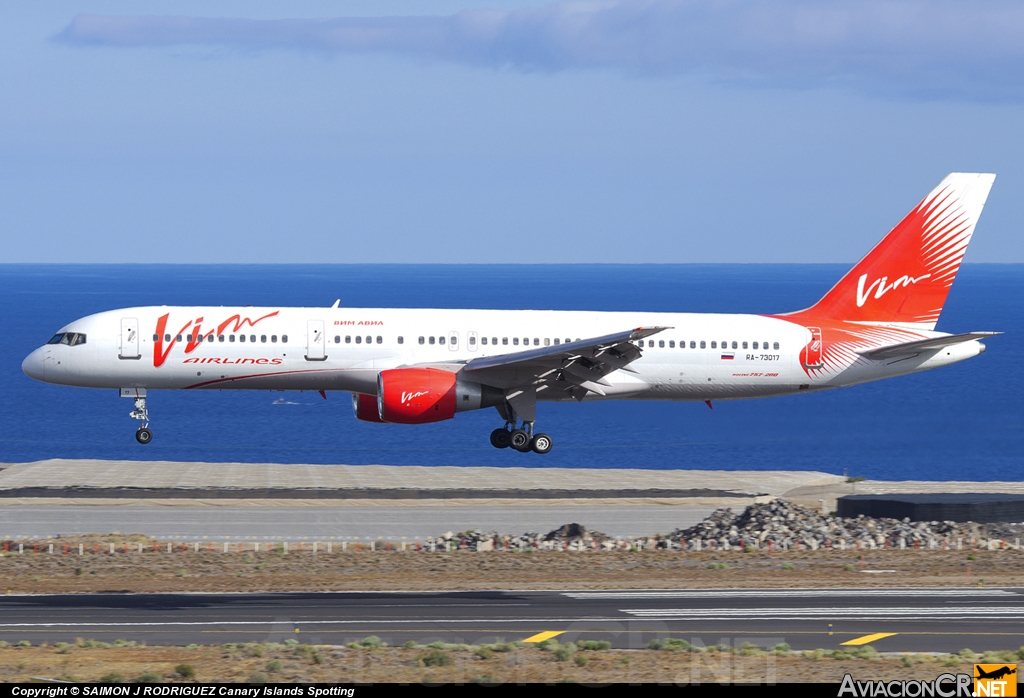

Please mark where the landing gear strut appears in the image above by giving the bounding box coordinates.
[130,396,152,444]
[489,417,553,455]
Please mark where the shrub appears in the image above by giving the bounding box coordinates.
[739,642,762,656]
[136,672,161,683]
[247,644,265,657]
[249,674,268,684]
[265,660,282,673]
[359,635,383,649]
[706,562,729,570]
[16,640,30,647]
[781,562,795,570]
[421,649,453,667]
[402,641,419,649]
[574,654,590,667]
[843,564,856,571]
[99,673,125,683]
[175,664,196,679]
[577,640,611,651]
[472,675,498,685]
[75,567,83,576]
[1016,646,1024,660]
[474,646,493,660]
[802,650,824,660]
[648,638,690,652]
[772,643,791,655]
[846,476,866,483]
[553,646,573,662]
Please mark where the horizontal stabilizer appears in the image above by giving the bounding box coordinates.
[856,332,1001,360]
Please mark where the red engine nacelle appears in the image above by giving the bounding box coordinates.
[377,368,457,424]
[351,392,385,423]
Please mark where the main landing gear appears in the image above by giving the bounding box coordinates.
[130,396,152,444]
[489,422,553,455]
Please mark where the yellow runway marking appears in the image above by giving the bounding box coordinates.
[522,631,564,643]
[841,632,898,646]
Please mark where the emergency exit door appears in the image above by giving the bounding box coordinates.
[305,320,326,361]
[119,318,140,359]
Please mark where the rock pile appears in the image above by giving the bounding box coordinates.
[666,500,1022,550]
[422,523,615,551]
[422,500,1024,552]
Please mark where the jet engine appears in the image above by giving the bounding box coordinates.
[351,392,385,423]
[376,368,502,424]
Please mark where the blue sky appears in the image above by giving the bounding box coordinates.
[2,1,1023,263]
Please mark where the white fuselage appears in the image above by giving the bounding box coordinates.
[22,305,983,401]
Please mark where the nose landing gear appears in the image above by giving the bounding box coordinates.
[130,395,152,444]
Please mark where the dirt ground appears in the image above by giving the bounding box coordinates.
[1,639,1021,684]
[0,534,1020,593]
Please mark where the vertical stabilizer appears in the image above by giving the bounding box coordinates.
[787,173,994,330]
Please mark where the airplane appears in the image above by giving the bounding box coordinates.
[22,173,999,454]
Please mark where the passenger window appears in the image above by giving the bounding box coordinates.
[186,334,193,342]
[480,337,487,345]
[153,334,159,342]
[355,336,362,344]
[250,335,256,343]
[669,340,675,348]
[397,336,404,344]
[282,335,287,343]
[272,335,277,343]
[239,335,246,343]
[742,341,748,349]
[377,336,382,344]
[502,338,508,345]
[721,340,727,348]
[470,336,477,346]
[553,338,559,345]
[229,335,235,343]
[565,339,571,344]
[365,336,371,344]
[774,342,780,350]
[513,338,519,346]
[523,338,529,346]
[544,338,550,346]
[219,335,225,342]
[689,341,695,348]
[533,338,539,346]
[700,341,706,349]
[197,334,203,343]
[450,336,456,346]
[763,340,768,348]
[345,336,351,344]
[418,336,425,345]
[334,336,340,344]
[261,335,267,343]
[711,341,716,349]
[732,341,738,349]
[429,336,435,345]
[659,340,665,348]
[439,336,445,345]
[492,338,498,345]
[752,341,758,349]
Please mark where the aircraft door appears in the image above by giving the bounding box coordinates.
[467,331,478,352]
[119,317,140,359]
[802,327,823,369]
[448,331,459,352]
[305,320,326,361]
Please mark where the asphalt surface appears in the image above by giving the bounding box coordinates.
[0,505,723,540]
[1,587,1022,653]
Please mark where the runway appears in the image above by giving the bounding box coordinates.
[0,504,723,540]
[1,587,1022,653]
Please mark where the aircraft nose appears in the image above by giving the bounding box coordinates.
[21,347,48,382]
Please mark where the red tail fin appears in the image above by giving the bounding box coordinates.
[786,173,994,330]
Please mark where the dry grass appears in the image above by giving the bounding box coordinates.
[0,535,1019,593]
[1,640,1020,684]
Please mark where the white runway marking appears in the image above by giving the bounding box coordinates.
[565,589,1019,599]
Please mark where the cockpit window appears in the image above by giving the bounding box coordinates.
[49,332,86,346]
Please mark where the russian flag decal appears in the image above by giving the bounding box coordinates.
[721,352,734,360]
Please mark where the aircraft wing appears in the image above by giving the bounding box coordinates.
[462,326,671,400]
[856,332,1001,360]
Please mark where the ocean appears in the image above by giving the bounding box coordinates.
[1,264,1020,481]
